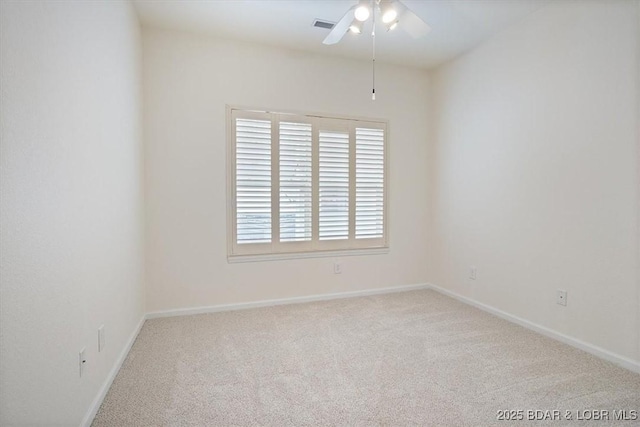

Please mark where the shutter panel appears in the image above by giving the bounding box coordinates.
[319,130,349,240]
[355,127,384,239]
[235,118,272,244]
[230,108,387,259]
[279,121,312,242]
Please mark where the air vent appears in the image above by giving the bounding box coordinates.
[312,19,335,30]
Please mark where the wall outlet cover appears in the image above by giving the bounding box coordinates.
[334,262,342,274]
[557,290,567,306]
[79,348,86,377]
[98,325,105,352]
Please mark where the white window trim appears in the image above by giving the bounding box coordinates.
[226,105,390,262]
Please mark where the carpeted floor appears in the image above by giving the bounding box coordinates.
[92,290,640,426]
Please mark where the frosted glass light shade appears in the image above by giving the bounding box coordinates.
[382,9,397,23]
[355,5,370,22]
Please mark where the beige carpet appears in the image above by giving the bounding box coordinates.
[92,290,640,426]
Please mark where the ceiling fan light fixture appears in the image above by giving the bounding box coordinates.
[349,20,364,34]
[385,19,399,32]
[382,9,397,24]
[380,0,398,24]
[354,2,370,22]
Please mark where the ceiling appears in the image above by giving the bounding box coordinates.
[133,0,550,69]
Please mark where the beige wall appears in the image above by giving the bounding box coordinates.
[428,0,640,363]
[143,29,430,313]
[0,1,144,425]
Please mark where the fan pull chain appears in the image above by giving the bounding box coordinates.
[372,0,376,101]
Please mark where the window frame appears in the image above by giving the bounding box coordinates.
[227,105,389,262]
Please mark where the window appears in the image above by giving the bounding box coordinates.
[228,107,387,260]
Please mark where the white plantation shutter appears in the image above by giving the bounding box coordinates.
[279,121,312,242]
[229,108,387,258]
[356,127,385,239]
[318,130,350,240]
[235,117,272,244]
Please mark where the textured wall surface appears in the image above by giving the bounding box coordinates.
[0,1,145,424]
[428,0,640,363]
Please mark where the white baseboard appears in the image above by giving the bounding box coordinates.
[80,284,428,426]
[146,283,430,319]
[428,283,640,374]
[80,281,639,427]
[81,315,146,427]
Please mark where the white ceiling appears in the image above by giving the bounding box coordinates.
[133,0,550,69]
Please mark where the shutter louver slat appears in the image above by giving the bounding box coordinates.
[356,127,384,239]
[280,122,312,242]
[319,130,349,240]
[236,118,272,244]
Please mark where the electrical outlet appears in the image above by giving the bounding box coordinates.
[557,290,567,306]
[333,262,342,274]
[469,266,477,280]
[79,348,86,377]
[98,325,105,352]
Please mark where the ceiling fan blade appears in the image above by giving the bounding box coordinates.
[323,5,356,45]
[398,2,431,38]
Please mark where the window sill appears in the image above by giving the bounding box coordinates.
[227,247,390,263]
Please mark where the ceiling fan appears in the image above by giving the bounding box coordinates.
[322,0,430,100]
[323,0,431,46]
